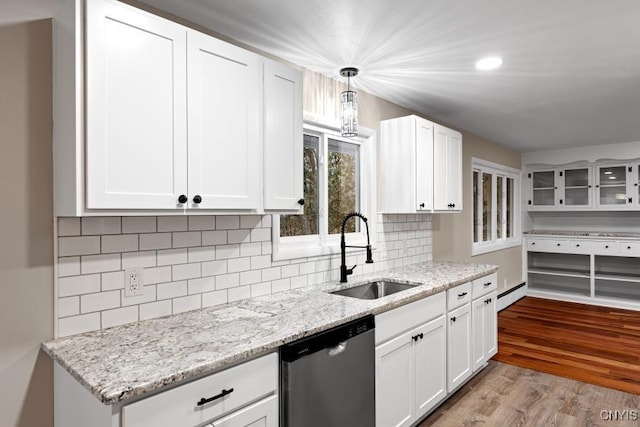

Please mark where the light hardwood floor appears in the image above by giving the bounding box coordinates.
[419,361,640,426]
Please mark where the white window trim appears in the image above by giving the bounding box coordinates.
[272,123,377,261]
[471,157,522,256]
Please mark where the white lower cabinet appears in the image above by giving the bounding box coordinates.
[206,395,278,427]
[375,293,447,427]
[472,291,498,371]
[446,303,472,392]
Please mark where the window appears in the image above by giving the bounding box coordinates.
[274,124,373,260]
[472,158,520,255]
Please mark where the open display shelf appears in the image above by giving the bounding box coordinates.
[527,252,591,296]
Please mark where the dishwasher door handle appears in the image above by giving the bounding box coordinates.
[327,341,348,357]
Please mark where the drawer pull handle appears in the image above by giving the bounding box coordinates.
[484,282,492,287]
[576,244,580,247]
[458,292,468,298]
[628,246,632,250]
[197,388,234,406]
[556,243,561,247]
[605,245,609,249]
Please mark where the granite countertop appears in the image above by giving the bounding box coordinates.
[523,230,640,239]
[42,261,497,405]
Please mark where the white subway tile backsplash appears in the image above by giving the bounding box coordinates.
[102,271,125,291]
[144,266,172,285]
[59,236,100,257]
[240,216,261,229]
[250,255,271,270]
[187,277,215,295]
[250,227,271,242]
[228,257,250,273]
[56,213,432,336]
[58,256,80,277]
[58,313,101,337]
[58,218,80,236]
[157,248,188,266]
[58,296,80,317]
[140,300,172,321]
[102,306,138,329]
[240,242,262,257]
[82,217,121,235]
[173,294,201,314]
[228,286,251,302]
[81,253,121,274]
[202,290,227,308]
[216,215,239,230]
[59,274,101,297]
[250,282,271,297]
[81,290,121,314]
[172,263,201,281]
[188,216,215,231]
[172,231,201,248]
[102,234,138,254]
[139,233,172,250]
[157,281,188,300]
[228,229,251,244]
[157,216,187,232]
[188,246,216,263]
[216,273,239,289]
[122,251,156,269]
[202,230,227,246]
[202,260,227,277]
[122,217,156,234]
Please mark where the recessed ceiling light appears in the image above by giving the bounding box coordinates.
[609,176,616,179]
[475,56,503,71]
[604,171,612,174]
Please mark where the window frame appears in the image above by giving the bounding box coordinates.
[272,123,376,261]
[471,157,521,256]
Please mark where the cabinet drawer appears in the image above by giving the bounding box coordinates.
[376,292,446,345]
[447,282,472,311]
[565,240,596,254]
[527,238,566,253]
[121,353,278,427]
[620,242,640,256]
[592,241,619,255]
[472,273,497,299]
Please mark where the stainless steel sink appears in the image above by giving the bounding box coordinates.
[330,281,417,300]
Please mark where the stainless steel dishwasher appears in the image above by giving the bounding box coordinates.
[281,315,375,427]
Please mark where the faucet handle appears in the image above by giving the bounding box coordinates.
[348,265,357,275]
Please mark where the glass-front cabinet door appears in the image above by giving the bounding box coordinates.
[596,164,630,208]
[561,166,592,208]
[529,170,557,208]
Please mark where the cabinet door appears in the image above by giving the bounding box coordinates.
[447,303,472,392]
[528,169,557,209]
[561,166,592,208]
[187,30,261,210]
[433,124,462,211]
[414,316,447,420]
[484,291,498,359]
[376,330,414,427]
[86,0,188,209]
[471,297,486,372]
[211,395,278,427]
[415,118,434,211]
[263,60,303,211]
[633,164,640,207]
[596,164,630,208]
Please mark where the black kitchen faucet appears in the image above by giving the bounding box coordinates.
[340,212,374,283]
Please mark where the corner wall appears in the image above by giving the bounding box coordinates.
[0,20,54,427]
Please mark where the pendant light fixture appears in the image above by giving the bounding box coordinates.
[340,67,359,137]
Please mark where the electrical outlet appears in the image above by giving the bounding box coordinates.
[124,268,144,298]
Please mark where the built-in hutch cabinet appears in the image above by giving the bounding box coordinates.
[54,0,302,216]
[526,161,640,211]
[379,115,463,214]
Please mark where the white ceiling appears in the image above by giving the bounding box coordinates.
[6,0,640,152]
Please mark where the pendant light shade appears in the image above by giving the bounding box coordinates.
[340,67,359,137]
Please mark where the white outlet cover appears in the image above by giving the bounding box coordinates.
[124,268,144,298]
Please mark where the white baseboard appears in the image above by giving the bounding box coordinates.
[497,284,527,311]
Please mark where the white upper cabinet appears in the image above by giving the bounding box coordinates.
[561,166,593,208]
[433,124,463,211]
[595,164,632,209]
[263,60,303,212]
[187,30,261,210]
[379,115,462,214]
[85,0,188,209]
[527,169,559,209]
[54,0,302,216]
